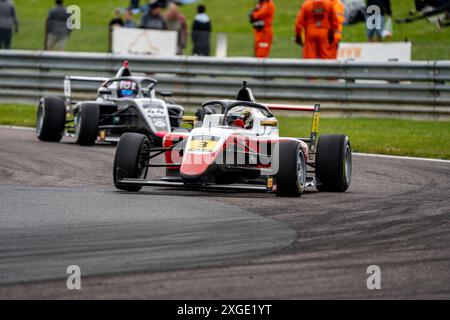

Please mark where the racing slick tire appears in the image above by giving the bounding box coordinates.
[275,140,307,197]
[113,133,150,192]
[36,96,66,142]
[168,104,184,129]
[315,135,352,192]
[195,108,206,122]
[75,103,99,146]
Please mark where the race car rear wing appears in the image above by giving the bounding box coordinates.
[265,103,321,161]
[63,61,137,105]
[63,75,109,105]
[265,104,316,112]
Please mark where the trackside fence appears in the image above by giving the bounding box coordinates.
[0,50,449,119]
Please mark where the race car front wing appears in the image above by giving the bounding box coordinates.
[116,178,273,193]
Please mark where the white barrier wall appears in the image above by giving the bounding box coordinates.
[0,50,449,119]
[338,42,412,62]
[112,28,178,56]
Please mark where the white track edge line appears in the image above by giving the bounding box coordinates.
[354,153,450,164]
[0,125,34,131]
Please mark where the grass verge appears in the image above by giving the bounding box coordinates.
[279,116,450,160]
[10,0,450,60]
[0,104,37,127]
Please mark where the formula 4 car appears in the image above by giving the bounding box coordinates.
[113,82,352,197]
[36,61,186,146]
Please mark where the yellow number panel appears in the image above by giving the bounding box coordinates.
[189,140,218,152]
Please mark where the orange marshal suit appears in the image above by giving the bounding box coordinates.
[251,0,276,58]
[295,0,339,59]
[330,0,346,59]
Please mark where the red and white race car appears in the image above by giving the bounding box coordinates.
[113,82,352,197]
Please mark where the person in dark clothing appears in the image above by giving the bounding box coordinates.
[165,3,188,55]
[123,9,137,28]
[397,0,449,25]
[366,0,392,42]
[0,0,19,49]
[109,8,124,29]
[367,0,392,16]
[191,5,212,56]
[140,2,167,30]
[415,0,448,12]
[129,0,140,9]
[45,0,71,51]
[156,0,169,9]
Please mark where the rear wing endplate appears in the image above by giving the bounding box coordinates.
[266,103,321,160]
[64,75,109,105]
[308,104,320,160]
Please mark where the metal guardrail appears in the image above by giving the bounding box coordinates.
[0,50,449,117]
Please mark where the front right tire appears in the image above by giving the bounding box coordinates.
[36,96,66,142]
[315,134,352,192]
[74,103,99,146]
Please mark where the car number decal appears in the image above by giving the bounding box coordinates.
[189,140,218,152]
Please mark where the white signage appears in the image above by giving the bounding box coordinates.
[338,42,412,62]
[216,33,228,58]
[112,28,177,56]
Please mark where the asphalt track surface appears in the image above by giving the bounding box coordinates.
[0,127,449,299]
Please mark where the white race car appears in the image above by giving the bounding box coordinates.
[113,82,352,197]
[36,61,184,146]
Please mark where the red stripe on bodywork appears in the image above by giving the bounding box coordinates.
[180,151,219,178]
[163,132,189,169]
[155,131,168,138]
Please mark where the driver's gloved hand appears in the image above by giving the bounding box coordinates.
[233,119,245,128]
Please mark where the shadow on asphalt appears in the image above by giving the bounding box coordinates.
[110,188,318,199]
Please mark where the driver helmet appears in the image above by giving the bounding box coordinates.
[241,107,254,129]
[118,80,138,98]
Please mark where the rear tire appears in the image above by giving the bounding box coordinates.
[195,108,206,122]
[113,133,150,192]
[36,96,66,142]
[315,135,352,192]
[167,104,184,129]
[75,103,99,146]
[275,140,306,197]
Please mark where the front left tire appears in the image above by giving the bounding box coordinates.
[113,133,150,192]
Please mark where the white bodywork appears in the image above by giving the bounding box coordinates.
[185,112,279,155]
